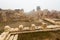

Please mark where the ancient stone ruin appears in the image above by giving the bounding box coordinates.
[0,6,60,40]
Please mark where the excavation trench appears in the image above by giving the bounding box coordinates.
[17,31,58,40]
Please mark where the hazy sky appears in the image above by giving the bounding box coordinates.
[0,0,60,12]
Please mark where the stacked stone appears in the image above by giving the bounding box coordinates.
[19,25,24,31]
[30,24,36,30]
[4,25,11,32]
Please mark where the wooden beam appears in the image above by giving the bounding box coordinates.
[5,34,11,40]
[9,35,14,40]
[0,32,9,40]
[10,28,60,34]
[43,18,56,25]
[13,34,18,40]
